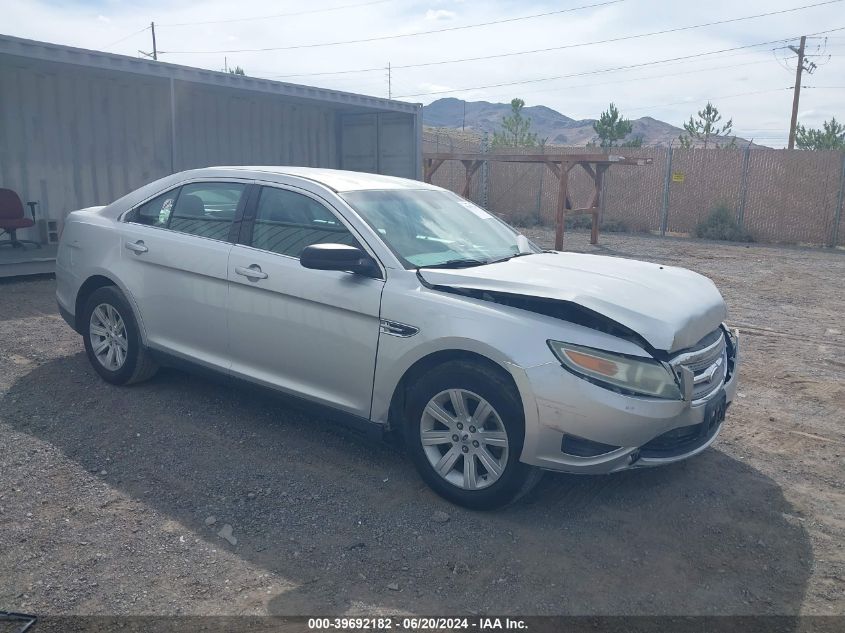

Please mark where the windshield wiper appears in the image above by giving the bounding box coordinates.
[421,258,488,269]
[486,252,537,265]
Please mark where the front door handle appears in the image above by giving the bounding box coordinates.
[235,264,268,280]
[125,240,148,254]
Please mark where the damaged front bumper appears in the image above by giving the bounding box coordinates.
[516,329,739,474]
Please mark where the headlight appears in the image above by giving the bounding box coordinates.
[547,340,682,400]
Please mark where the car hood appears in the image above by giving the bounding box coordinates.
[419,252,727,353]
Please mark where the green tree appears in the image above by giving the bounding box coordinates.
[491,98,544,148]
[796,117,845,150]
[228,66,246,75]
[592,103,641,148]
[679,102,735,148]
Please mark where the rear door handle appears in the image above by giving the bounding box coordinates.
[235,265,268,280]
[125,240,148,254]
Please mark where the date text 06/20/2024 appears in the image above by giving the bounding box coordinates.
[307,617,528,630]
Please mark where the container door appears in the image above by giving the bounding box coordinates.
[378,113,416,179]
[340,113,378,174]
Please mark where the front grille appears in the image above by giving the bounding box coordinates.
[670,329,728,402]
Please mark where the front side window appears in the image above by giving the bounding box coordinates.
[168,182,245,241]
[249,187,358,257]
[340,189,537,269]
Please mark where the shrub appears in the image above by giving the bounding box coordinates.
[564,214,593,230]
[562,215,630,233]
[600,218,629,233]
[510,213,542,228]
[694,205,753,242]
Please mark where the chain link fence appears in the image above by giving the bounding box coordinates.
[423,129,845,247]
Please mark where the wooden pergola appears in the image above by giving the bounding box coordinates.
[423,152,652,249]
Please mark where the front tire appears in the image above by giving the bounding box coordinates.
[82,286,158,385]
[405,360,540,509]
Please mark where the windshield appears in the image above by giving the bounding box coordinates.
[341,189,538,269]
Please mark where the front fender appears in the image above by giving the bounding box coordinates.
[371,334,520,425]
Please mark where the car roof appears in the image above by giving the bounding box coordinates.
[208,166,440,192]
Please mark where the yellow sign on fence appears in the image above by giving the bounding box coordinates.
[672,172,685,183]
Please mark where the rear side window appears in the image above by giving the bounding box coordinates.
[169,182,245,241]
[249,187,358,257]
[126,190,177,227]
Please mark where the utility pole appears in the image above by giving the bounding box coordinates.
[387,63,391,99]
[462,100,466,131]
[150,22,157,61]
[140,22,158,61]
[787,36,820,149]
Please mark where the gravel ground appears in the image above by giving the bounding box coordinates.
[1,230,843,617]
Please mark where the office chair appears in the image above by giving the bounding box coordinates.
[0,188,41,249]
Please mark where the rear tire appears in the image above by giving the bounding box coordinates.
[404,360,540,510]
[82,286,158,385]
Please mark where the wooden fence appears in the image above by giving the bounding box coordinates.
[423,130,845,247]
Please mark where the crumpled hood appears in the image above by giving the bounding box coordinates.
[420,252,727,353]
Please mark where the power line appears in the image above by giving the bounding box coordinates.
[257,44,845,82]
[158,0,394,27]
[157,0,627,54]
[254,55,774,102]
[390,0,844,71]
[233,0,844,80]
[261,66,386,79]
[331,50,844,103]
[623,87,793,113]
[393,27,845,98]
[103,24,150,49]
[468,47,845,105]
[471,56,778,103]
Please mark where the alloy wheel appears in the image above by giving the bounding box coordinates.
[420,388,510,490]
[89,303,128,371]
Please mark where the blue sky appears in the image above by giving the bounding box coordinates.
[5,0,845,146]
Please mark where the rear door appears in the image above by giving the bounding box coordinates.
[226,184,384,417]
[118,180,250,369]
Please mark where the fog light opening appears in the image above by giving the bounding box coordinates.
[561,434,621,458]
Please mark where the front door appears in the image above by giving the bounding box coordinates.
[226,184,384,417]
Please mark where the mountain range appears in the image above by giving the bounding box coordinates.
[422,98,757,147]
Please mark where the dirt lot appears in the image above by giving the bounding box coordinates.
[1,231,843,617]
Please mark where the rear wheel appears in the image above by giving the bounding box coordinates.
[82,286,158,385]
[405,360,540,509]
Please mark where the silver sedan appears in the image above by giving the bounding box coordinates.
[56,167,739,509]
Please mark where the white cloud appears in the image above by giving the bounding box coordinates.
[424,9,456,21]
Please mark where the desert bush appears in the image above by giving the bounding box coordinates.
[511,212,630,233]
[694,204,753,242]
[509,213,543,228]
[561,214,630,233]
[564,214,593,230]
[600,218,629,233]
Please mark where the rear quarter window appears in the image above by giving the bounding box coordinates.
[125,190,178,227]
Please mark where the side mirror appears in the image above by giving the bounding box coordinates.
[300,243,380,277]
